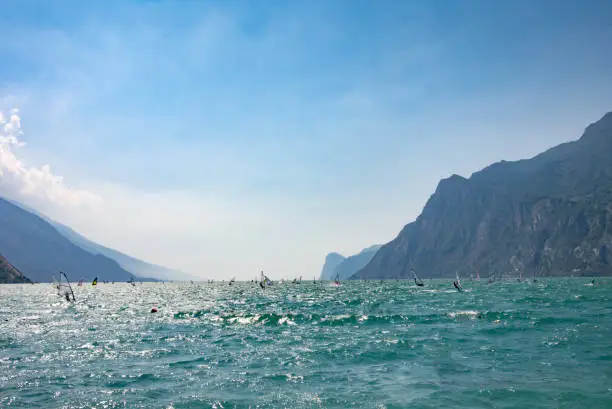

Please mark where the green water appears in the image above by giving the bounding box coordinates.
[0,279,611,408]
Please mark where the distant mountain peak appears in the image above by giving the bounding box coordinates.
[581,111,612,142]
[0,196,141,283]
[325,252,345,260]
[360,244,382,254]
[3,197,191,281]
[435,173,469,191]
[320,245,382,280]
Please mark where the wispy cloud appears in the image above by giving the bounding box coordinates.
[0,109,102,209]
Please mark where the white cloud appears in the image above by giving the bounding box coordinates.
[0,109,103,209]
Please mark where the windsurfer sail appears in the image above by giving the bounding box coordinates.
[453,272,463,292]
[259,271,273,288]
[57,272,76,302]
[92,277,98,286]
[333,272,340,286]
[411,270,424,287]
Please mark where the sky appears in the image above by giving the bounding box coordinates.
[1,0,612,280]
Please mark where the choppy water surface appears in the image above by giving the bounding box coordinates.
[1,279,611,408]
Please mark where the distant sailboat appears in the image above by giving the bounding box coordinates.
[92,276,98,286]
[333,272,340,286]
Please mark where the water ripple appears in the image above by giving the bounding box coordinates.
[0,279,611,408]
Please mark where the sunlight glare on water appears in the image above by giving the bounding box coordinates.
[1,279,611,408]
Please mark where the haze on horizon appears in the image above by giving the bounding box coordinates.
[1,1,611,280]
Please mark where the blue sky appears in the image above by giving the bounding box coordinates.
[1,0,611,279]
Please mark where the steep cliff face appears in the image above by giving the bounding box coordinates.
[333,245,382,280]
[319,245,382,280]
[0,254,31,283]
[354,111,612,279]
[319,252,346,280]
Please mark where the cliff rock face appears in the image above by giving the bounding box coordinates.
[320,245,382,280]
[319,252,345,280]
[0,254,31,283]
[354,111,612,279]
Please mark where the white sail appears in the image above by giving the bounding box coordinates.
[57,272,76,302]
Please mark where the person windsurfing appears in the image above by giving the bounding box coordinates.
[411,270,424,287]
[453,272,463,292]
[58,272,76,302]
[334,272,340,286]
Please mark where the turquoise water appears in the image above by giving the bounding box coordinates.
[1,279,611,408]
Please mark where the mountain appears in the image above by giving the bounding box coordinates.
[319,245,382,280]
[50,222,196,281]
[0,196,148,283]
[0,254,31,283]
[4,199,192,281]
[354,111,612,279]
[319,252,345,280]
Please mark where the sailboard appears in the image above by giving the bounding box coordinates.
[92,276,98,286]
[57,272,76,302]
